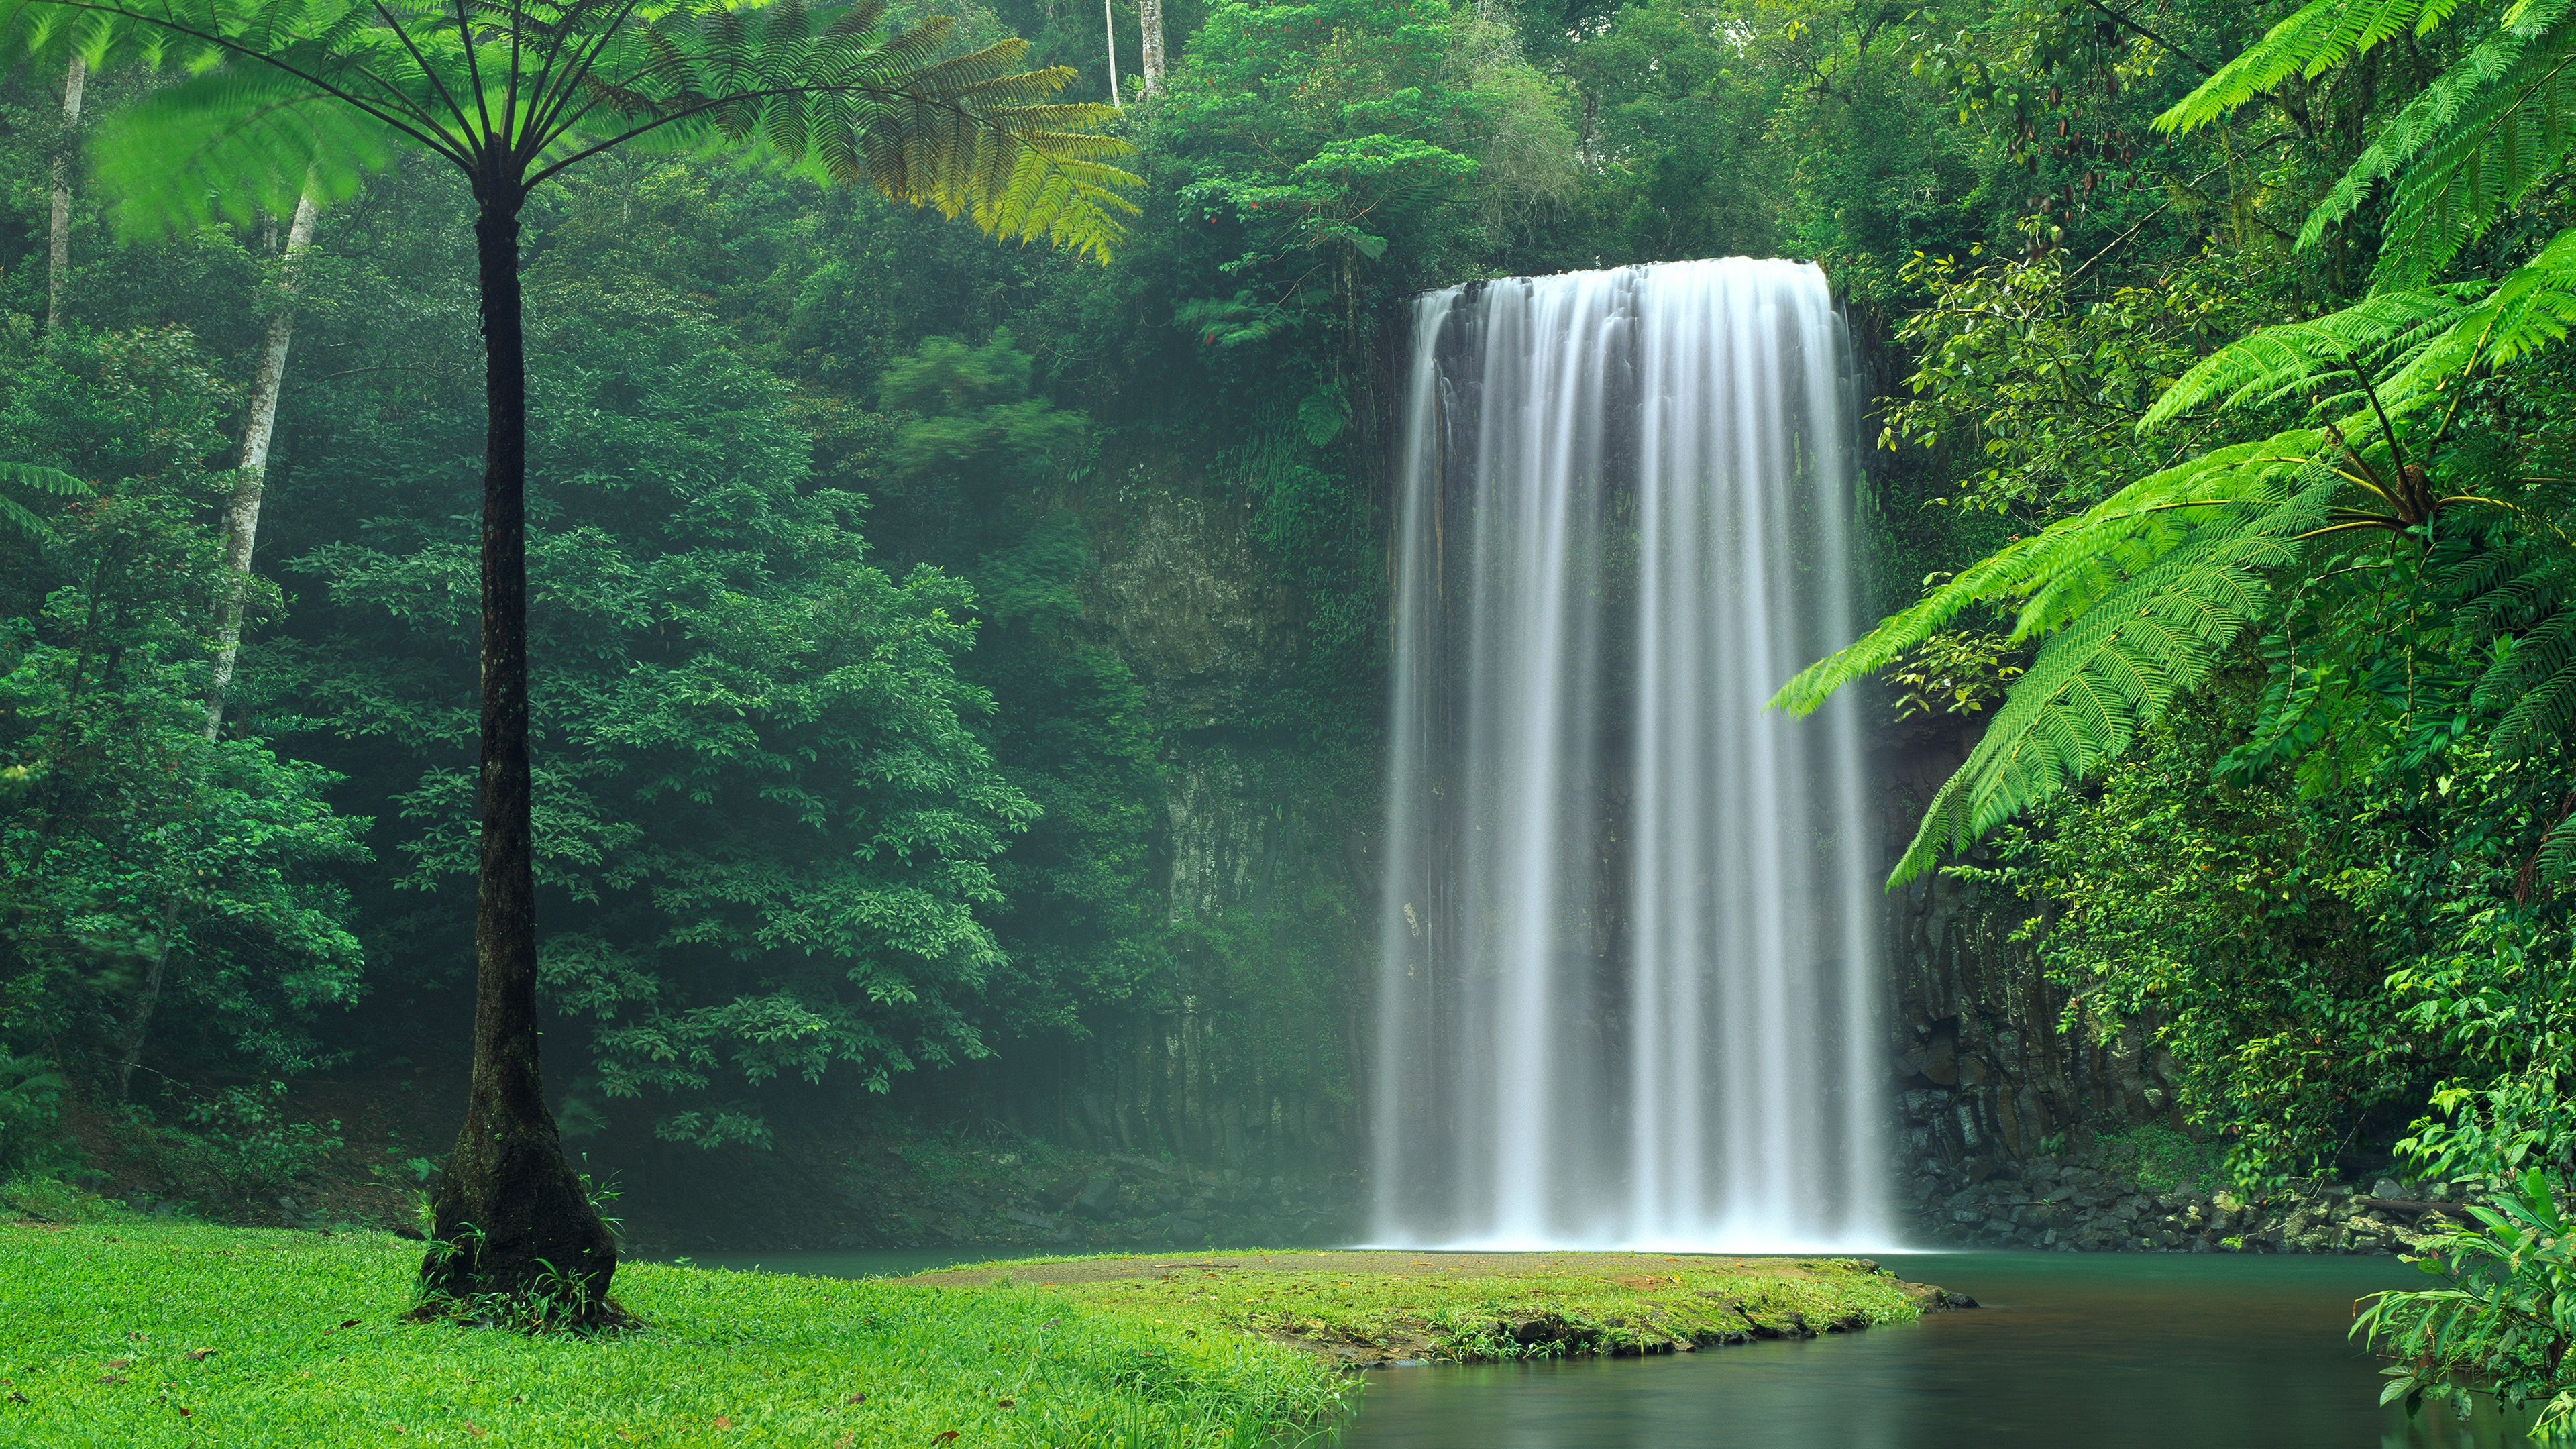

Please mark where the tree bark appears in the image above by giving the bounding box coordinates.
[46,54,85,334]
[114,901,184,1097]
[421,184,616,1313]
[1137,0,1163,97]
[204,189,320,741]
[1103,0,1120,107]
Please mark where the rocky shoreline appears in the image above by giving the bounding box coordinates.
[1910,1157,2473,1254]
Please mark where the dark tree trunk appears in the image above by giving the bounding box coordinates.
[421,185,617,1312]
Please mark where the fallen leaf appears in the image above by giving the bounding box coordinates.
[463,1423,487,1440]
[105,1359,131,1371]
[833,1436,855,1449]
[713,1416,732,1430]
[998,1398,1014,1407]
[337,1319,360,1330]
[175,1407,191,1417]
[95,1375,125,1386]
[936,1434,959,1445]
[184,1348,215,1362]
[845,1395,867,1405]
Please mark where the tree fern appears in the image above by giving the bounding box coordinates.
[0,460,91,544]
[1771,431,2332,718]
[59,0,1140,258]
[1888,474,2341,883]
[2142,289,2475,426]
[2161,0,2576,289]
[2326,7,2576,287]
[2379,225,2576,396]
[1831,0,2576,892]
[2156,0,2477,133]
[0,0,1140,1310]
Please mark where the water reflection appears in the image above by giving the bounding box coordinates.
[1341,1253,2524,1448]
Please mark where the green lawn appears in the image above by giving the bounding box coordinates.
[0,1220,1350,1448]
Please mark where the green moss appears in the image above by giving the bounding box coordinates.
[926,1252,1931,1364]
[0,1220,1348,1447]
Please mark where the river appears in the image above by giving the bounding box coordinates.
[1342,1252,2521,1448]
[681,1248,2527,1446]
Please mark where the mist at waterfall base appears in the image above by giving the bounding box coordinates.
[1370,257,1888,1254]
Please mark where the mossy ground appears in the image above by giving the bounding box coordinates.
[904,1249,1943,1366]
[0,1218,1348,1448]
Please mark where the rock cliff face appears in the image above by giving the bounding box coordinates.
[1876,718,2184,1197]
[960,479,1373,1201]
[1075,492,1307,723]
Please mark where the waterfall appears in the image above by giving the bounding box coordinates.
[1371,257,1888,1251]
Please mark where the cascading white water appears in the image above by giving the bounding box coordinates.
[1371,257,1887,1252]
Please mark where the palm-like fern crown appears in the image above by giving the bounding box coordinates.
[1776,0,2576,885]
[5,0,1136,258]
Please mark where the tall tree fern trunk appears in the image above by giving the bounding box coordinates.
[423,184,616,1313]
[204,189,319,741]
[45,54,84,334]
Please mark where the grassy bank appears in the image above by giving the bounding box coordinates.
[904,1250,1943,1366]
[0,1219,1348,1448]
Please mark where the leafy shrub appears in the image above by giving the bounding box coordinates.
[2094,1124,2229,1195]
[0,1053,64,1179]
[2357,1167,2573,1443]
[178,1083,341,1203]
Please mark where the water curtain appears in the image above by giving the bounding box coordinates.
[1373,258,1887,1250]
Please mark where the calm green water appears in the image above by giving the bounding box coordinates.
[1340,1252,2524,1448]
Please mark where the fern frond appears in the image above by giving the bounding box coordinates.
[2373,28,2576,285]
[1771,431,2328,717]
[2157,0,2474,134]
[2143,290,2471,426]
[2377,225,2576,398]
[62,0,1138,260]
[91,56,401,234]
[1890,476,2342,883]
[2290,4,2576,282]
[0,460,92,543]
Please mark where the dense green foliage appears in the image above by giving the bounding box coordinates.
[1774,0,2576,1428]
[0,0,2570,1421]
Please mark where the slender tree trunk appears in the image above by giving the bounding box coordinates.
[115,900,184,1097]
[46,54,85,333]
[1137,0,1163,97]
[422,185,616,1313]
[1103,0,1120,107]
[204,190,321,741]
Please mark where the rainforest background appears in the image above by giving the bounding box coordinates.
[0,0,2567,1342]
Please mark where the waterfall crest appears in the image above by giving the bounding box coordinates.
[1371,258,1888,1251]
